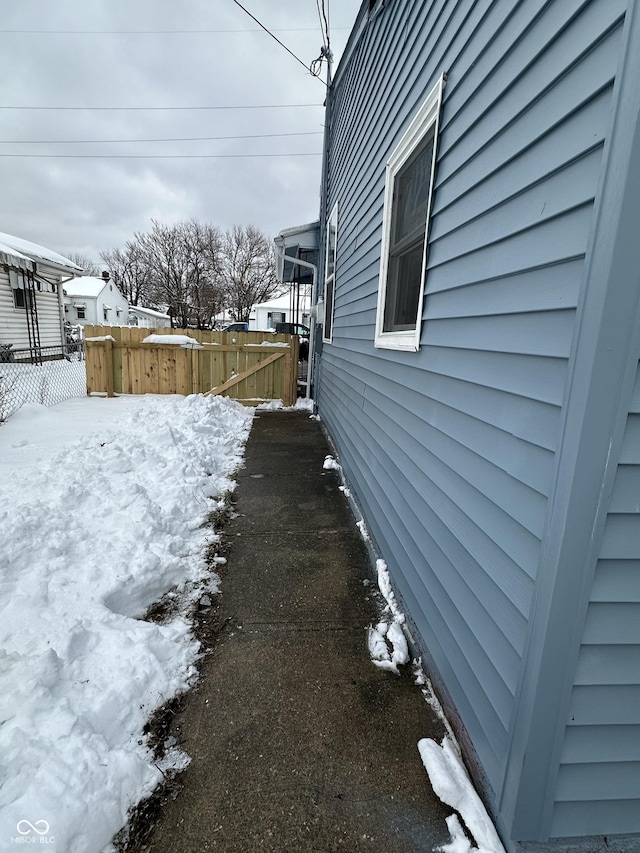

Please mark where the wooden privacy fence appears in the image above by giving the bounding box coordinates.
[84,325,299,406]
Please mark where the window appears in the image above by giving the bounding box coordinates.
[323,203,338,343]
[13,288,33,310]
[77,306,86,319]
[375,74,445,351]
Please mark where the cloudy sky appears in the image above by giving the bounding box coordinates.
[0,0,362,266]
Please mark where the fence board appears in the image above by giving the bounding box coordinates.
[84,325,299,405]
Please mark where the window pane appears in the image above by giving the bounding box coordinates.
[384,240,425,332]
[326,220,336,279]
[392,132,434,248]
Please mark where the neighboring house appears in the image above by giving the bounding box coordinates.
[282,2,640,851]
[63,273,129,327]
[249,293,311,331]
[128,305,171,328]
[0,231,81,357]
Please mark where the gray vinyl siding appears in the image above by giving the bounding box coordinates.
[0,268,65,350]
[318,0,626,837]
[551,361,640,837]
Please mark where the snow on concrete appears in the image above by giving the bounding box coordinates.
[418,737,506,853]
[0,393,253,852]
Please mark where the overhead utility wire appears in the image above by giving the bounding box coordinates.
[0,27,349,34]
[0,152,322,159]
[0,103,322,111]
[230,0,325,83]
[0,131,323,144]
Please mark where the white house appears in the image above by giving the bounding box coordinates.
[63,274,129,327]
[249,292,311,331]
[128,305,171,328]
[0,231,81,358]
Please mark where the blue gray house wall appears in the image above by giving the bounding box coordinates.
[314,0,639,848]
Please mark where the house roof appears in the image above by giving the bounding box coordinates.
[64,276,109,299]
[0,231,81,273]
[129,305,170,319]
[0,240,32,271]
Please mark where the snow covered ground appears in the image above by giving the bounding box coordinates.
[0,393,253,852]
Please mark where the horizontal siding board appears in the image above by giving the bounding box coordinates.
[322,363,534,631]
[619,413,640,463]
[361,384,547,558]
[438,21,623,197]
[326,351,558,494]
[608,465,640,513]
[556,762,640,801]
[628,360,640,413]
[582,603,640,644]
[426,204,594,289]
[599,513,640,559]
[590,560,640,602]
[574,645,640,686]
[430,148,603,267]
[551,799,640,838]
[431,87,612,230]
[422,309,576,359]
[569,685,640,725]
[442,0,618,135]
[561,725,640,763]
[440,1,624,179]
[425,260,583,318]
[327,347,561,454]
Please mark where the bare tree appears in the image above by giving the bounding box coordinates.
[133,220,224,328]
[65,252,101,276]
[99,242,153,306]
[220,225,280,323]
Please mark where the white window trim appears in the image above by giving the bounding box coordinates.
[323,202,338,344]
[375,73,445,351]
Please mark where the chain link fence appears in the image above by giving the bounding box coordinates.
[0,343,86,423]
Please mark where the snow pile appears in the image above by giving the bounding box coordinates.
[142,334,203,348]
[367,559,410,675]
[418,737,506,853]
[256,398,314,412]
[0,393,253,853]
[323,454,341,471]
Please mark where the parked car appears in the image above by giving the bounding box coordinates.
[274,322,310,360]
[223,322,249,332]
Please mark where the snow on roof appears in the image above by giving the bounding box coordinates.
[64,276,109,298]
[130,305,170,319]
[0,231,81,272]
[0,240,33,270]
[252,293,296,311]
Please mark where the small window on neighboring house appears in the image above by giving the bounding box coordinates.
[77,306,86,319]
[375,74,445,351]
[103,307,109,321]
[323,203,338,343]
[13,288,32,310]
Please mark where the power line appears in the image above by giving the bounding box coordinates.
[0,103,322,111]
[0,152,322,159]
[0,27,349,34]
[230,0,324,83]
[0,131,323,144]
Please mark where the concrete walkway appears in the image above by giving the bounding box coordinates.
[145,411,451,852]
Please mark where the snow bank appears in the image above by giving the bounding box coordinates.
[0,393,253,852]
[418,737,506,853]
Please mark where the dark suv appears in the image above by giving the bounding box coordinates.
[274,322,310,360]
